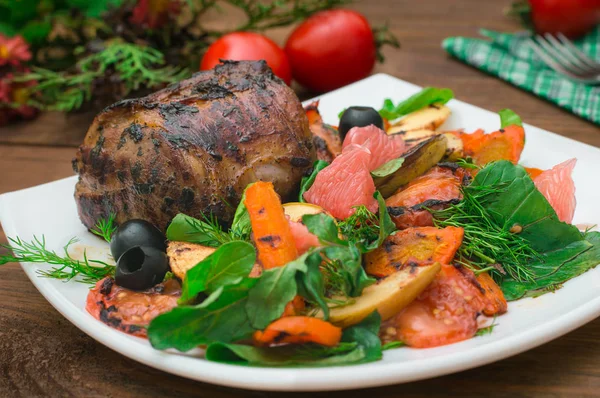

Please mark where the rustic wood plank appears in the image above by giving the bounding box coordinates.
[1,0,600,396]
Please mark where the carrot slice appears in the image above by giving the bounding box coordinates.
[364,226,464,278]
[245,181,299,270]
[458,125,525,165]
[525,167,543,180]
[253,316,342,347]
[472,269,508,316]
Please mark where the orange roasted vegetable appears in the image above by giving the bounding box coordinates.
[245,181,299,270]
[454,125,525,166]
[385,165,466,229]
[253,316,342,347]
[525,167,544,179]
[305,101,342,162]
[364,226,464,278]
[471,268,508,316]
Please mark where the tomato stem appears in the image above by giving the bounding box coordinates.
[372,23,400,63]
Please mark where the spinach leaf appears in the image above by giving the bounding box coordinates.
[341,311,382,363]
[379,87,454,120]
[179,241,256,304]
[245,253,309,329]
[230,186,252,240]
[498,108,523,128]
[472,160,584,253]
[299,160,329,202]
[324,245,375,297]
[371,157,404,178]
[302,212,346,246]
[296,251,329,319]
[362,192,396,252]
[205,342,363,367]
[166,213,233,247]
[148,278,258,351]
[501,233,599,300]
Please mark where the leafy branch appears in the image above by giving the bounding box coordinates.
[0,236,115,284]
[90,213,117,243]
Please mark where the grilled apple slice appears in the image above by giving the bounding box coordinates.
[322,262,441,328]
[283,202,325,223]
[387,104,451,133]
[167,241,216,280]
[442,132,464,161]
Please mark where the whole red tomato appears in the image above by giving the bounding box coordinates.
[200,32,292,85]
[285,10,376,92]
[528,0,600,39]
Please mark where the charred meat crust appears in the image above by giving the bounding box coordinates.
[74,60,316,231]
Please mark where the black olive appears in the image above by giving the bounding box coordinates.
[110,219,166,261]
[338,106,384,140]
[115,246,169,291]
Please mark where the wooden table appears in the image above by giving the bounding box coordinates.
[1,1,599,396]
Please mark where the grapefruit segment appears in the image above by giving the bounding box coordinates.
[533,158,577,224]
[342,125,405,170]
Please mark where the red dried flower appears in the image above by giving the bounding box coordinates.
[0,70,38,126]
[0,35,32,66]
[130,0,181,29]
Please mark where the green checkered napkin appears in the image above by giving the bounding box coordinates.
[442,27,600,125]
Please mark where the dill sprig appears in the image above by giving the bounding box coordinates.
[0,236,114,284]
[90,213,117,243]
[432,184,540,282]
[185,213,238,247]
[338,205,380,245]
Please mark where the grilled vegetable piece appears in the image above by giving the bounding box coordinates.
[382,263,506,348]
[253,316,342,347]
[385,165,465,229]
[86,277,180,337]
[525,167,544,179]
[245,181,299,269]
[469,267,508,316]
[364,226,464,278]
[374,135,448,198]
[386,104,450,133]
[322,262,441,328]
[454,125,525,165]
[74,60,316,232]
[442,132,464,161]
[167,241,215,280]
[305,101,342,162]
[283,202,325,223]
[388,129,463,162]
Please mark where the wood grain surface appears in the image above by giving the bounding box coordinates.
[1,0,600,396]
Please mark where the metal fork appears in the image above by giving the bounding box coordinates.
[528,33,600,85]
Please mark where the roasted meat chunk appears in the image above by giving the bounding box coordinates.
[74,60,316,231]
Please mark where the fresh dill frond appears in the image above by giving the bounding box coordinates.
[338,205,380,245]
[322,258,350,299]
[0,236,114,284]
[432,184,540,283]
[90,213,117,243]
[455,157,481,170]
[185,213,236,247]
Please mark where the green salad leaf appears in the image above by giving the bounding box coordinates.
[296,252,329,319]
[299,160,329,202]
[501,232,599,300]
[340,311,383,363]
[230,185,252,240]
[179,241,256,304]
[379,87,454,120]
[166,213,232,247]
[498,108,523,128]
[324,245,375,298]
[302,212,346,246]
[371,157,404,178]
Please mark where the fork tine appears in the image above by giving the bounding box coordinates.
[528,39,575,76]
[556,33,600,70]
[535,35,589,75]
[544,34,598,74]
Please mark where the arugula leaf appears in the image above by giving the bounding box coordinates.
[472,160,584,254]
[371,157,404,178]
[499,108,523,128]
[302,212,346,246]
[299,160,329,202]
[341,311,382,363]
[148,278,257,351]
[205,342,364,367]
[501,233,599,300]
[296,252,329,319]
[245,253,310,329]
[379,87,454,120]
[179,241,256,304]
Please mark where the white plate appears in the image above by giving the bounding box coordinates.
[2,74,600,392]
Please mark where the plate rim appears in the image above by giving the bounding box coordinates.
[2,73,600,391]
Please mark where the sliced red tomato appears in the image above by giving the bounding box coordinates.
[86,277,180,337]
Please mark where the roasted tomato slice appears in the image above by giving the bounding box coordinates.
[86,277,180,337]
[381,264,506,348]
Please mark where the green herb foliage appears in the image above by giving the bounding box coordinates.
[166,213,241,248]
[296,252,329,319]
[498,108,523,128]
[230,186,252,241]
[340,311,383,363]
[379,87,454,120]
[382,341,405,350]
[371,157,405,178]
[179,241,256,304]
[299,160,329,202]
[0,236,114,284]
[90,213,117,243]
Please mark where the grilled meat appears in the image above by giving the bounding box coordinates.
[74,60,316,231]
